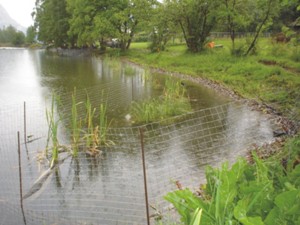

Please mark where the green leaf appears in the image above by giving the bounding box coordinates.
[264,207,281,225]
[275,190,300,215]
[190,208,203,225]
[234,198,264,225]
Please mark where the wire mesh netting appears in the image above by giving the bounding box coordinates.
[0,84,289,225]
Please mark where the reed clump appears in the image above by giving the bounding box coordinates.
[131,78,191,124]
[45,93,61,167]
[70,90,112,157]
[45,89,112,163]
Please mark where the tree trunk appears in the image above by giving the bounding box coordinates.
[126,21,138,49]
[245,0,272,56]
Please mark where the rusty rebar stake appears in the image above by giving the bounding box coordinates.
[139,127,150,225]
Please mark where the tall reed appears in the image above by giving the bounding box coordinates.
[131,78,191,124]
[98,102,110,145]
[71,88,82,157]
[84,93,96,151]
[46,93,60,167]
[164,78,186,99]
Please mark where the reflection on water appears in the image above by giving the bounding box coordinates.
[0,49,277,224]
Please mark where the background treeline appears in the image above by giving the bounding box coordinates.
[25,0,300,53]
[0,25,26,46]
[0,25,36,47]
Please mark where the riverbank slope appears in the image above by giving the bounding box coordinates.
[120,39,300,157]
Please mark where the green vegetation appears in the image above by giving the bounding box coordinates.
[45,93,60,167]
[71,88,82,157]
[165,134,300,225]
[131,78,192,124]
[125,39,300,119]
[45,90,112,164]
[72,92,112,156]
[0,25,25,46]
[31,0,299,55]
[84,93,96,152]
[28,0,299,223]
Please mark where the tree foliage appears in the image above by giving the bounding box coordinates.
[26,26,36,44]
[147,2,179,52]
[164,0,221,52]
[67,0,157,50]
[0,25,25,46]
[31,0,299,53]
[33,0,70,47]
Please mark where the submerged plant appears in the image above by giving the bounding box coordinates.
[123,65,136,76]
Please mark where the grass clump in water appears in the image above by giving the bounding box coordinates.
[68,90,112,157]
[131,78,191,124]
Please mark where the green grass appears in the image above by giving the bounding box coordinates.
[123,38,300,120]
[131,78,192,124]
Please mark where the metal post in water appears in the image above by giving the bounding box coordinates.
[23,102,27,144]
[17,132,27,225]
[132,78,134,101]
[139,127,150,225]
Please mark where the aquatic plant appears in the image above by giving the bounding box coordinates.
[103,56,121,73]
[71,88,82,157]
[98,102,111,146]
[84,93,97,155]
[164,78,186,99]
[46,93,60,167]
[124,65,136,76]
[131,78,191,124]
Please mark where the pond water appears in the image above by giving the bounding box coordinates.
[0,49,277,225]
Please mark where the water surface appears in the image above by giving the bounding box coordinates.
[0,49,276,225]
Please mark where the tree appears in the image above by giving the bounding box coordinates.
[219,0,253,52]
[0,25,25,46]
[164,0,221,52]
[13,31,25,46]
[34,0,70,47]
[67,0,102,47]
[67,0,157,51]
[147,2,178,52]
[219,0,280,55]
[26,26,36,44]
[109,0,157,50]
[244,0,280,56]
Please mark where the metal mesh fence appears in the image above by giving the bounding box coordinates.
[0,85,287,225]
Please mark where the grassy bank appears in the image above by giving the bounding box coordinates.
[119,38,300,224]
[120,38,300,121]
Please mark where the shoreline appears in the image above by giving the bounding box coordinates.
[124,58,299,159]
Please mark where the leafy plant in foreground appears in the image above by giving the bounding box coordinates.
[165,151,300,225]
